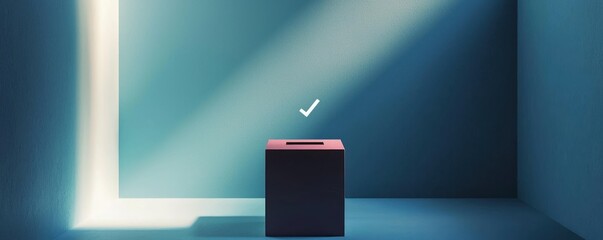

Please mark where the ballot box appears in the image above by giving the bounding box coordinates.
[265,139,345,236]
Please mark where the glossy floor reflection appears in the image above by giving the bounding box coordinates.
[57,199,582,240]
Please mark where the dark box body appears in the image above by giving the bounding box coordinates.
[265,139,344,236]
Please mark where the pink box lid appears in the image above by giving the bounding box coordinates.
[266,139,344,150]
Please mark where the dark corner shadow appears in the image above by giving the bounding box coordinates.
[190,216,265,238]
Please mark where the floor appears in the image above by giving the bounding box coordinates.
[56,199,582,240]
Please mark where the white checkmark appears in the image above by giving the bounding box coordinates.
[299,99,320,117]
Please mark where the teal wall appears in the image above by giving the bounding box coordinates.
[119,0,318,197]
[0,1,78,239]
[316,0,517,197]
[120,0,518,198]
[518,0,603,239]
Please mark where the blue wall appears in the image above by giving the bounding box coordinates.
[518,0,603,239]
[119,0,518,198]
[317,0,517,197]
[0,1,78,239]
[119,0,318,198]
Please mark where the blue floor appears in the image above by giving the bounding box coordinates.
[56,199,582,240]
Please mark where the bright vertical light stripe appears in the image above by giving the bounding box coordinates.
[75,0,120,225]
[75,0,456,228]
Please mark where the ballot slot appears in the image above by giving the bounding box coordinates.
[286,142,324,145]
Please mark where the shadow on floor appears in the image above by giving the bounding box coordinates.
[190,216,264,237]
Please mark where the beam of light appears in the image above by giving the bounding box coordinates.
[75,0,456,229]
[123,0,456,198]
[75,0,120,226]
